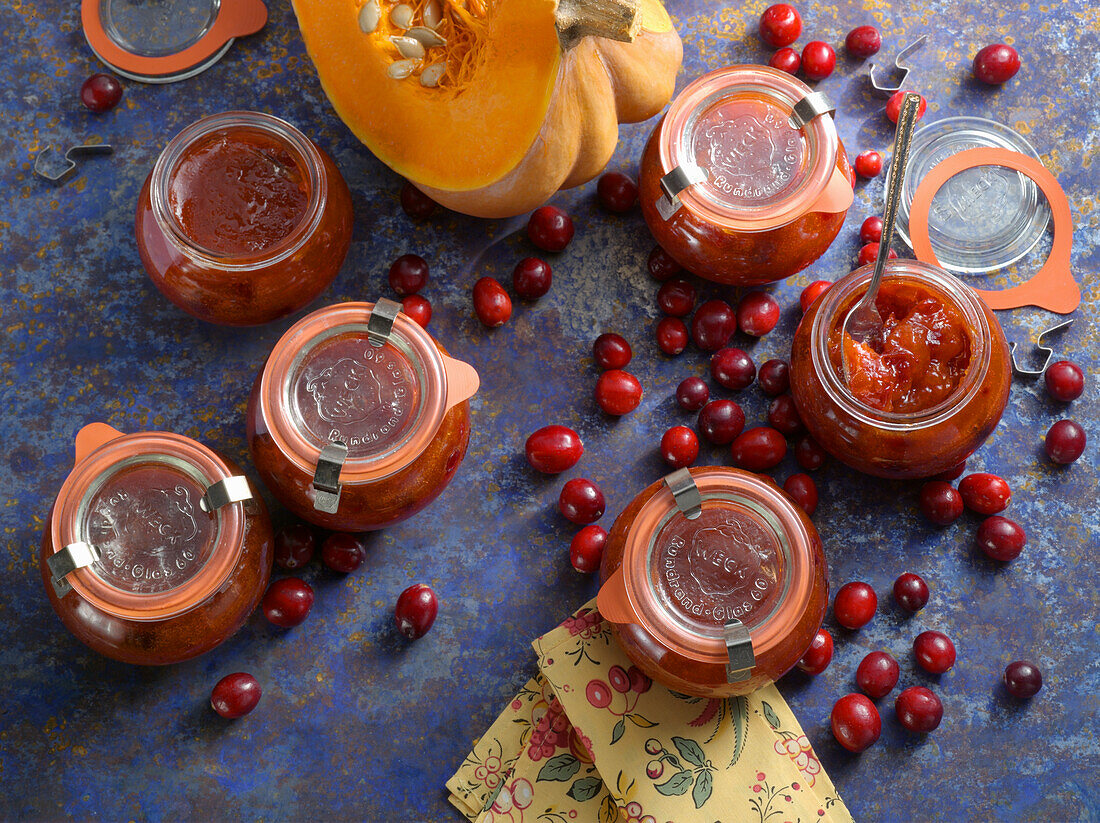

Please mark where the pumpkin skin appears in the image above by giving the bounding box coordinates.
[293,0,682,217]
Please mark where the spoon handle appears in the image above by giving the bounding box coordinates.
[875,93,922,275]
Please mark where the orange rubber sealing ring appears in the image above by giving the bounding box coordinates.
[909,147,1079,314]
[81,0,267,81]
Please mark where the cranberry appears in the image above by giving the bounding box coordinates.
[800,280,831,313]
[1045,419,1086,464]
[656,317,689,355]
[845,25,881,58]
[893,572,929,612]
[886,90,927,123]
[758,4,801,48]
[595,370,642,416]
[210,673,262,719]
[934,460,968,481]
[770,47,801,74]
[593,333,632,370]
[767,394,804,437]
[858,242,898,266]
[918,481,964,526]
[661,426,700,469]
[274,522,315,570]
[647,245,682,281]
[472,277,512,327]
[80,73,123,112]
[570,525,608,573]
[401,294,432,327]
[856,651,900,699]
[976,515,1027,561]
[559,478,606,524]
[736,291,780,336]
[711,347,755,390]
[698,399,746,445]
[527,206,574,252]
[859,216,884,244]
[831,694,881,753]
[895,686,943,733]
[525,425,584,473]
[730,427,787,471]
[676,377,710,411]
[657,279,696,317]
[262,578,314,628]
[796,628,833,674]
[834,581,877,630]
[801,41,836,81]
[395,583,438,639]
[973,43,1021,85]
[1044,360,1084,402]
[388,254,429,295]
[783,473,818,515]
[794,435,827,471]
[758,359,791,396]
[1004,661,1043,698]
[512,257,553,300]
[854,150,883,178]
[321,532,365,573]
[958,473,1011,515]
[400,181,437,219]
[913,630,956,674]
[691,299,737,351]
[596,171,638,213]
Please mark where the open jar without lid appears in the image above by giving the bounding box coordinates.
[40,423,273,665]
[247,299,479,531]
[136,111,353,326]
[789,259,1012,478]
[597,467,827,697]
[639,65,853,286]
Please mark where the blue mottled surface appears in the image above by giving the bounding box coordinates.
[1,1,1098,820]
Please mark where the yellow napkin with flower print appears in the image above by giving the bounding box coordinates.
[448,602,854,823]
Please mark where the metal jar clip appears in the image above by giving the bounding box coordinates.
[34,143,114,186]
[47,541,101,598]
[724,618,756,683]
[199,476,253,513]
[869,35,927,95]
[664,468,702,520]
[313,440,349,513]
[655,165,707,221]
[367,298,401,347]
[788,91,835,130]
[1009,319,1074,376]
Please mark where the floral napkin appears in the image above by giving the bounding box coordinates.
[448,602,853,823]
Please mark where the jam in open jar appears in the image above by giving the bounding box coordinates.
[790,260,1011,478]
[246,299,479,531]
[40,423,273,665]
[136,111,353,326]
[597,467,827,697]
[639,65,853,286]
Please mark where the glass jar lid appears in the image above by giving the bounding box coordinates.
[893,117,1050,274]
[81,0,268,83]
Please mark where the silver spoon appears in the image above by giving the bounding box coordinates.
[841,92,923,377]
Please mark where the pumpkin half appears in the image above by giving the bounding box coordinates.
[292,0,682,216]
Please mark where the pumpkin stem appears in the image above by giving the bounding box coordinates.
[556,0,640,50]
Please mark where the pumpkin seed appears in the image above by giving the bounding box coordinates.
[423,0,442,29]
[358,0,381,33]
[389,4,414,29]
[406,26,446,47]
[390,35,426,60]
[388,59,419,79]
[419,62,446,87]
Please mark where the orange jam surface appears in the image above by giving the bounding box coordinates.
[168,130,309,256]
[829,280,972,413]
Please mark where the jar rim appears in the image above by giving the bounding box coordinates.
[808,259,992,429]
[50,431,246,621]
[149,110,327,269]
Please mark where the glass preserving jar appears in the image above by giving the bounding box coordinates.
[40,423,273,665]
[639,65,853,286]
[136,111,353,326]
[790,260,1012,479]
[246,299,479,531]
[597,467,827,698]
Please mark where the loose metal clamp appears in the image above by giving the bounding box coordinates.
[1009,319,1074,376]
[33,143,114,186]
[788,91,835,130]
[199,476,253,513]
[665,468,702,520]
[655,164,707,221]
[724,618,756,683]
[313,440,349,513]
[367,298,401,347]
[47,541,101,598]
[869,35,928,95]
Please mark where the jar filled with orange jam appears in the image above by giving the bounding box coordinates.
[790,260,1012,478]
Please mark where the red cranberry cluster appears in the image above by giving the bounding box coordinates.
[918,471,1027,562]
[387,253,433,327]
[758,4,857,82]
[1039,359,1087,464]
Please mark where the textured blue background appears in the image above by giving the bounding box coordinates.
[2,1,1098,820]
